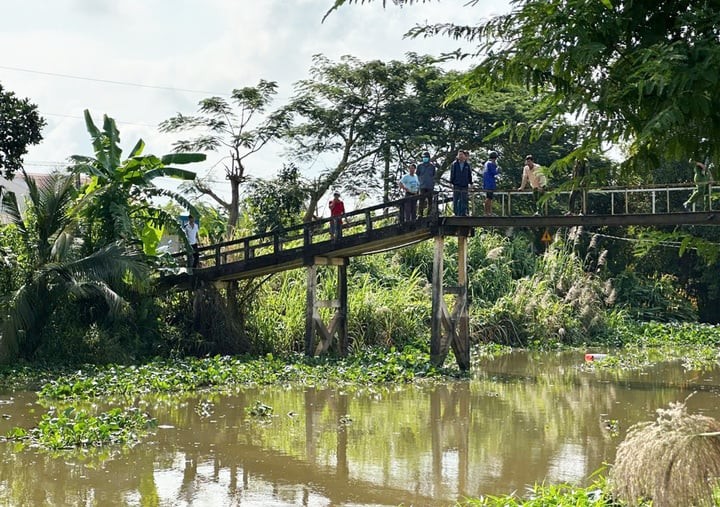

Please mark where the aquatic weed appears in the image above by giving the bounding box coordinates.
[39,348,457,401]
[5,406,156,450]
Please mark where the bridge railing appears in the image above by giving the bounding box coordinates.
[178,193,443,269]
[174,183,713,269]
[434,182,713,216]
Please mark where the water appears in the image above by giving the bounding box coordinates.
[1,350,719,506]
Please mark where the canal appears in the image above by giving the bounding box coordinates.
[1,350,719,506]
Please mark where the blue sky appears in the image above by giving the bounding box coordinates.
[2,0,510,196]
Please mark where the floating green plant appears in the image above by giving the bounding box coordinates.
[5,407,156,450]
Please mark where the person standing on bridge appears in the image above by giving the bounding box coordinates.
[329,191,346,240]
[518,154,546,216]
[683,159,712,211]
[183,214,200,268]
[482,151,501,215]
[416,151,437,217]
[450,149,472,216]
[398,162,420,222]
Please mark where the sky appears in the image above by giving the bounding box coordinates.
[2,0,511,199]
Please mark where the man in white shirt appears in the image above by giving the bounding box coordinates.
[183,215,200,268]
[518,154,546,215]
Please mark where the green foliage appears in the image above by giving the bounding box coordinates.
[38,351,451,401]
[70,110,201,253]
[402,0,720,175]
[459,475,612,506]
[245,262,431,355]
[0,84,45,179]
[5,407,156,450]
[348,270,430,350]
[613,271,697,322]
[0,172,150,362]
[246,400,273,418]
[244,163,307,234]
[586,320,720,371]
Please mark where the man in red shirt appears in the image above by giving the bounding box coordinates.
[329,192,346,239]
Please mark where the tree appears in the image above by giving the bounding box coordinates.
[70,110,204,255]
[287,54,414,220]
[0,172,148,362]
[159,81,290,238]
[337,0,720,172]
[0,84,45,179]
[244,163,308,235]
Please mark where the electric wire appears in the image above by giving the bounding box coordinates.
[0,64,229,96]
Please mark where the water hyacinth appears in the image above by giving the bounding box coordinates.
[5,407,156,450]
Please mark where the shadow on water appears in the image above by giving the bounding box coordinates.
[1,350,719,506]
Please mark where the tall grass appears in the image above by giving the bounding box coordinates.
[245,265,431,356]
[474,232,613,347]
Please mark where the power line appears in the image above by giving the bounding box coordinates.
[579,229,720,249]
[42,111,158,128]
[0,64,229,96]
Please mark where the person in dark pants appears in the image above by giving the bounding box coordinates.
[483,151,500,215]
[450,150,472,216]
[183,214,200,268]
[398,162,420,221]
[329,192,346,239]
[416,151,437,217]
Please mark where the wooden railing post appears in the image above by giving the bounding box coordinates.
[303,223,312,248]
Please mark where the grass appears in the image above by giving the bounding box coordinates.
[610,400,720,507]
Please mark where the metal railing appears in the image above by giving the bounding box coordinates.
[172,183,715,270]
[435,182,714,216]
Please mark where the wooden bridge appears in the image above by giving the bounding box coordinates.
[164,184,718,370]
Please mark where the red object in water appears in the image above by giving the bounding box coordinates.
[585,353,608,362]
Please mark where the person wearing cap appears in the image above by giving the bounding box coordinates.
[329,191,346,239]
[450,149,472,216]
[398,162,420,221]
[482,151,501,215]
[416,151,437,217]
[518,154,546,215]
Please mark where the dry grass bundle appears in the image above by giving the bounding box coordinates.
[610,400,720,506]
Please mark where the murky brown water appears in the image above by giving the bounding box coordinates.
[1,350,719,506]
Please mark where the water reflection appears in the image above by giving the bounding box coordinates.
[1,351,719,506]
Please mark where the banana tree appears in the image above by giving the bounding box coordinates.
[70,110,206,255]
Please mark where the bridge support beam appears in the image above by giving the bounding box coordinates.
[305,257,349,357]
[430,234,470,370]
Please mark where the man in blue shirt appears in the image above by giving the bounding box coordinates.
[450,150,472,216]
[416,151,436,217]
[483,151,500,215]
